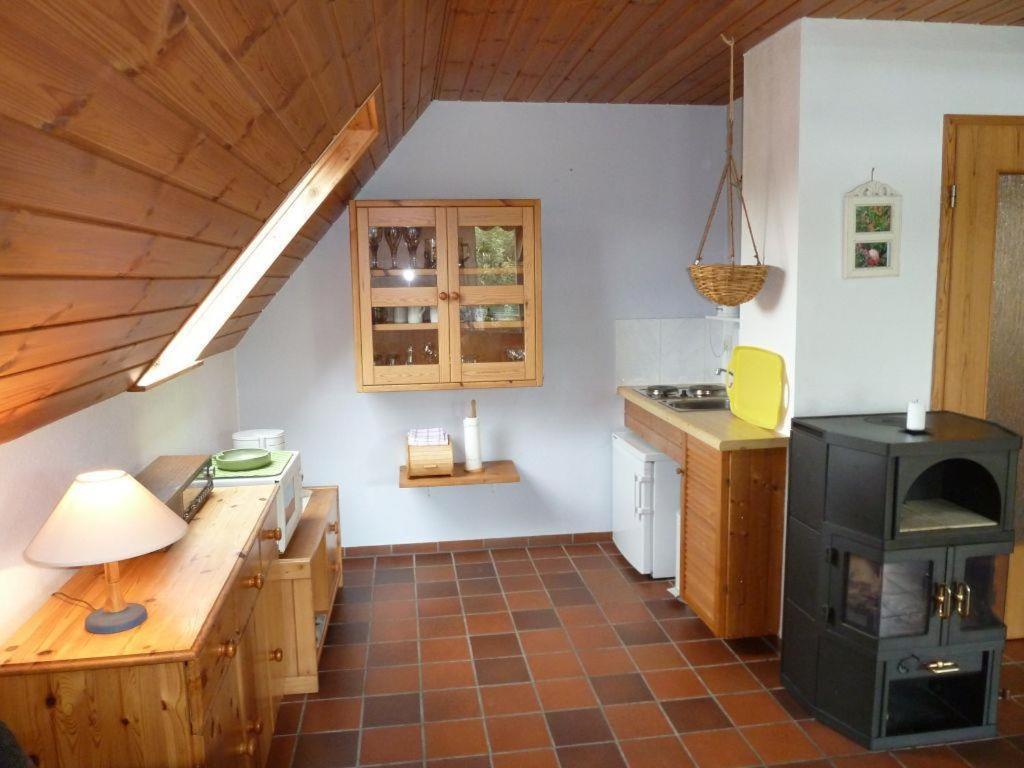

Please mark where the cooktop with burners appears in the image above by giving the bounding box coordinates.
[633,383,730,412]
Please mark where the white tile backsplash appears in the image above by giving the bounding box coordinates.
[614,319,661,385]
[658,318,706,382]
[615,316,739,385]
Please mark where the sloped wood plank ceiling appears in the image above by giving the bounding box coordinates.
[0,0,1018,444]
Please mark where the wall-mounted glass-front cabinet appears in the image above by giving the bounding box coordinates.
[351,200,542,391]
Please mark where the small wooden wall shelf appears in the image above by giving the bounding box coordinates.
[399,460,520,488]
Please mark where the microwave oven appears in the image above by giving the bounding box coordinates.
[212,450,303,552]
[135,455,214,524]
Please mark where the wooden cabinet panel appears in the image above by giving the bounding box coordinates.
[351,199,543,391]
[202,655,252,768]
[276,487,343,695]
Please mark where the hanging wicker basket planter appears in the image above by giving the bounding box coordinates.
[689,36,766,307]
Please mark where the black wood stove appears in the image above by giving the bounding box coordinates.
[782,411,1020,750]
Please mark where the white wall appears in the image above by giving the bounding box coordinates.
[738,22,802,428]
[795,19,1024,417]
[236,101,726,548]
[0,352,239,635]
[741,19,1024,425]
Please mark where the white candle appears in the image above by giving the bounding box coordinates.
[906,400,926,432]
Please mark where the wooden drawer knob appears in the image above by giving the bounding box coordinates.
[248,720,264,736]
[328,521,339,535]
[438,291,449,301]
[237,738,257,757]
[262,527,283,542]
[246,572,265,590]
[675,467,685,476]
[270,648,284,663]
[218,640,237,659]
[450,291,460,301]
[330,562,341,574]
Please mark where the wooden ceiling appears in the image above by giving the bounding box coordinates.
[0,0,1019,443]
[434,0,1024,105]
[0,0,444,443]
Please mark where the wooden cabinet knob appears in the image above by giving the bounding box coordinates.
[330,561,341,574]
[327,521,339,535]
[218,640,237,659]
[246,572,265,590]
[270,648,284,663]
[450,291,460,301]
[248,720,264,735]
[262,527,283,542]
[675,467,685,476]
[438,291,449,301]
[237,738,257,757]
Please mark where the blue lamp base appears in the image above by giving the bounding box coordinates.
[85,603,148,634]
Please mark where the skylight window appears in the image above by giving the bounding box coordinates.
[135,93,379,389]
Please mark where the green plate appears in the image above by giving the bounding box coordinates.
[213,448,272,472]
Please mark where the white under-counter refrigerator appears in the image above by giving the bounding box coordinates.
[611,430,680,579]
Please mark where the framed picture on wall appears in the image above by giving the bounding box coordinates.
[843,179,901,278]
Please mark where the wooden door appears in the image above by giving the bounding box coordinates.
[354,206,451,387]
[681,437,728,635]
[201,654,251,768]
[446,205,539,384]
[933,116,1024,637]
[247,595,277,765]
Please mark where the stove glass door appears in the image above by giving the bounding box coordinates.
[946,541,1012,644]
[829,536,946,650]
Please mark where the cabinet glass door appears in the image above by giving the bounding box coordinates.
[447,207,536,383]
[829,536,946,649]
[946,541,1011,644]
[357,206,449,386]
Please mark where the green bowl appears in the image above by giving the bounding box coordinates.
[213,448,272,472]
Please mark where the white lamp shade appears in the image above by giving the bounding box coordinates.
[26,470,188,567]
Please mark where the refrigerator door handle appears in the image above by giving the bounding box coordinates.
[637,475,653,517]
[633,473,641,518]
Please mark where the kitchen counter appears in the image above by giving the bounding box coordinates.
[617,386,788,451]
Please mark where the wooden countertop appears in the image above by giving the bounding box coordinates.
[0,485,276,675]
[618,386,788,451]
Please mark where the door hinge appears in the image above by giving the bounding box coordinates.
[949,183,957,209]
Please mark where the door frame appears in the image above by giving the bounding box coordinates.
[931,114,1024,410]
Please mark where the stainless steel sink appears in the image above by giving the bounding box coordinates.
[663,397,730,412]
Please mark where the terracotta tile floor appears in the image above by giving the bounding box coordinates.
[269,541,1024,768]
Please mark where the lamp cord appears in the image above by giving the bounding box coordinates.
[52,591,99,612]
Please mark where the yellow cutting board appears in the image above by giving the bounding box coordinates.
[727,346,785,430]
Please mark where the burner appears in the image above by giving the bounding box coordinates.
[643,385,679,399]
[684,384,727,398]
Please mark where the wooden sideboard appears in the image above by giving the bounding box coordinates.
[0,486,293,767]
[624,398,787,639]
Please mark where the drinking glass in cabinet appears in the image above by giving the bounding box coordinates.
[368,227,382,270]
[404,228,421,269]
[383,227,402,270]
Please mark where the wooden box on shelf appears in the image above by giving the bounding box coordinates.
[274,485,342,695]
[407,438,455,477]
[350,199,543,392]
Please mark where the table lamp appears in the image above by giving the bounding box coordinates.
[25,469,188,634]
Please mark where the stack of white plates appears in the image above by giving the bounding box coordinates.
[233,428,285,451]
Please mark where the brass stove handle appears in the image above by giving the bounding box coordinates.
[955,582,972,618]
[934,582,952,620]
[926,660,960,675]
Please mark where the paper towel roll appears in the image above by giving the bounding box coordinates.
[463,416,482,472]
